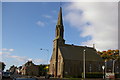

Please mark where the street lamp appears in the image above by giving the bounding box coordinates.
[104,60,108,79]
[40,48,49,75]
[40,48,49,64]
[83,49,86,79]
[112,51,116,74]
[102,65,105,79]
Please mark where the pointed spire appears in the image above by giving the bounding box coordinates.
[57,7,63,25]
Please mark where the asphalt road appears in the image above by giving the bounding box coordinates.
[2,77,120,80]
[2,77,13,80]
[2,75,120,80]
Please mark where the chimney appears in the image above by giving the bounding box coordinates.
[93,44,95,49]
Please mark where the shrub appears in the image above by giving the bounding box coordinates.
[115,73,120,78]
[82,72,103,78]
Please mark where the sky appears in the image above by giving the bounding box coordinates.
[0,1,118,70]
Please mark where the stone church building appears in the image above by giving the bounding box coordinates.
[49,7,103,78]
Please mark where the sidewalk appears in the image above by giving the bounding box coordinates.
[37,77,120,80]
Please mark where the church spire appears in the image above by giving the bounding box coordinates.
[54,7,65,45]
[57,7,63,26]
[55,7,64,39]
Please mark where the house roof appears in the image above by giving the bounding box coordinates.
[59,44,103,61]
[24,61,34,67]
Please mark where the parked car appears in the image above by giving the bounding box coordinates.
[2,72,11,78]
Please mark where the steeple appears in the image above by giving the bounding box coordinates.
[57,7,63,25]
[53,7,65,77]
[55,7,64,39]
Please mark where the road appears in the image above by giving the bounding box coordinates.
[2,77,13,80]
[37,77,120,80]
[2,77,120,80]
[2,75,120,80]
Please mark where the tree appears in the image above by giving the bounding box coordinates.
[97,49,120,73]
[97,49,119,61]
[0,62,6,71]
[39,64,49,76]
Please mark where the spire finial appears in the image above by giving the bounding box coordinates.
[60,1,62,7]
[57,7,63,25]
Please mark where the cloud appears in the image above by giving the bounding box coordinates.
[9,49,14,51]
[42,15,52,19]
[0,48,14,52]
[7,55,27,62]
[33,59,46,63]
[36,21,45,27]
[64,2,118,51]
[1,48,8,51]
[6,54,46,64]
[28,58,32,61]
[0,52,11,55]
[0,48,14,55]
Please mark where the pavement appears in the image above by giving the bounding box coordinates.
[36,77,120,80]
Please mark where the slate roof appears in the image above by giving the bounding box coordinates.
[59,44,103,61]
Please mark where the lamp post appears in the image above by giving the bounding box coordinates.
[83,49,86,79]
[40,48,49,74]
[104,60,107,79]
[112,51,116,74]
[40,48,49,64]
[102,65,105,79]
[112,60,116,74]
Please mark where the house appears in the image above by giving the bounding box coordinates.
[21,61,40,76]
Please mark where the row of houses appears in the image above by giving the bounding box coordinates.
[8,61,48,76]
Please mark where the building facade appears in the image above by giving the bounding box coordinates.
[49,7,104,78]
[21,61,40,76]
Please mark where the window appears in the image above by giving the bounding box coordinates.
[89,64,92,72]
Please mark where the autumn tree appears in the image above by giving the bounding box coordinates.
[97,49,119,61]
[97,49,120,73]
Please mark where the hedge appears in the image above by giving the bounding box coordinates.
[82,72,103,78]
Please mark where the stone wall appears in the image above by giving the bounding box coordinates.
[26,65,40,76]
